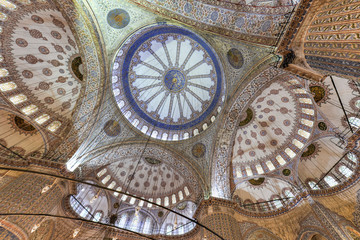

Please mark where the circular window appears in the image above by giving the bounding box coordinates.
[111,24,225,141]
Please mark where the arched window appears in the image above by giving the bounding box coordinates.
[166,224,173,235]
[97,168,107,177]
[0,68,8,77]
[349,117,360,128]
[108,181,116,189]
[129,213,141,231]
[17,0,31,5]
[93,212,103,222]
[257,200,267,212]
[308,181,320,190]
[147,198,153,208]
[114,186,121,197]
[347,152,358,163]
[298,129,311,138]
[142,217,152,234]
[302,108,314,116]
[284,189,295,199]
[162,133,168,140]
[0,82,16,92]
[324,176,338,187]
[266,161,275,171]
[0,13,7,21]
[184,186,190,196]
[243,199,255,211]
[233,195,241,205]
[178,191,184,201]
[129,197,136,205]
[273,198,283,209]
[178,222,185,235]
[172,194,177,204]
[299,98,312,104]
[118,213,128,228]
[79,206,91,218]
[164,197,169,207]
[101,175,111,184]
[339,165,353,178]
[70,195,82,213]
[47,121,61,132]
[138,199,144,208]
[356,100,360,109]
[35,114,50,125]
[21,104,38,115]
[0,0,16,10]
[141,125,148,133]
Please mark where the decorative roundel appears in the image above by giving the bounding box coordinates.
[107,9,130,29]
[103,120,121,137]
[192,143,206,158]
[227,48,244,69]
[112,24,225,141]
[282,169,291,176]
[318,121,327,131]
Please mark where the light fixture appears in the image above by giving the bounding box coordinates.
[0,170,10,180]
[31,218,46,233]
[72,227,80,238]
[174,215,178,230]
[134,206,141,217]
[31,223,40,233]
[72,223,83,239]
[41,179,57,194]
[90,190,101,204]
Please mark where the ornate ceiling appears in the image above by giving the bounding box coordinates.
[1,3,81,136]
[231,76,315,178]
[127,0,294,45]
[0,0,359,239]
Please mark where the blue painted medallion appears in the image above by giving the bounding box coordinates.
[164,70,186,92]
[107,9,130,29]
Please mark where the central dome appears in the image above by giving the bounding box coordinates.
[112,24,225,141]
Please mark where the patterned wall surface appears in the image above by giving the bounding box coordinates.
[303,0,360,79]
[202,213,242,240]
[0,173,62,236]
[126,0,293,45]
[0,227,19,240]
[211,67,290,198]
[0,1,82,137]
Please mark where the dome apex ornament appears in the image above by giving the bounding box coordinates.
[164,69,186,92]
[111,24,225,141]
